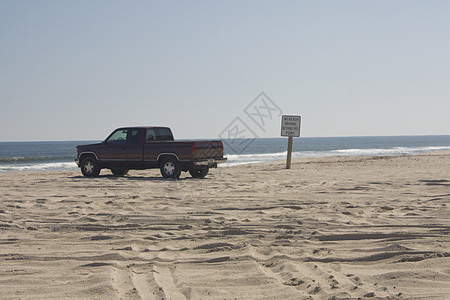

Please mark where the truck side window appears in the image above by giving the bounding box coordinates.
[129,130,140,144]
[155,128,174,141]
[146,129,156,142]
[106,130,128,144]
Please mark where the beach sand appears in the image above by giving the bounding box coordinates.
[1,152,449,299]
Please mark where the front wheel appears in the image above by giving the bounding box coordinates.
[80,157,101,177]
[189,166,209,178]
[160,157,181,178]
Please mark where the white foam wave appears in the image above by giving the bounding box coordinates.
[222,146,450,167]
[0,162,78,173]
[332,146,450,156]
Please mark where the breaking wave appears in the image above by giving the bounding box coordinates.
[223,146,450,167]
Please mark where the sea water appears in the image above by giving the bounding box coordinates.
[222,135,450,166]
[0,141,92,173]
[1,136,450,172]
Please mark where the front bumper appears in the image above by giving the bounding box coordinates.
[74,158,79,167]
[194,157,227,167]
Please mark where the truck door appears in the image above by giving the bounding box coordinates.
[126,129,144,162]
[100,129,129,161]
[143,129,159,167]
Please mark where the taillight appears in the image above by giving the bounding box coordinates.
[192,143,196,156]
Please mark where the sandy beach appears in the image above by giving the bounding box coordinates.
[1,152,449,299]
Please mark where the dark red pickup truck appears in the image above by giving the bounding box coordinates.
[75,127,227,178]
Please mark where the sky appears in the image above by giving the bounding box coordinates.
[1,0,449,141]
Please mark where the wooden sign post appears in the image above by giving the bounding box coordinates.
[281,115,301,169]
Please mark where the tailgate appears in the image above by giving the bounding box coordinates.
[193,140,224,159]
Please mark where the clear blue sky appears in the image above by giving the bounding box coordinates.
[1,0,449,141]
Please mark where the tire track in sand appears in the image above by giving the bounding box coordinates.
[130,264,165,300]
[152,264,186,300]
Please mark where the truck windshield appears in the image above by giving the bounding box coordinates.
[106,130,128,144]
[146,128,174,141]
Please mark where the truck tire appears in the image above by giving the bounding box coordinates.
[80,157,101,177]
[160,157,181,178]
[189,166,209,178]
[111,169,129,176]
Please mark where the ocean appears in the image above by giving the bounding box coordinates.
[1,135,450,173]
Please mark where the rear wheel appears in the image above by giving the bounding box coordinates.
[111,169,129,176]
[160,157,181,178]
[80,157,100,177]
[189,166,209,178]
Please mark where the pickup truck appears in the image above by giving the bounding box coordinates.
[75,127,227,178]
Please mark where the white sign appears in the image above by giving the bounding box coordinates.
[281,115,301,137]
